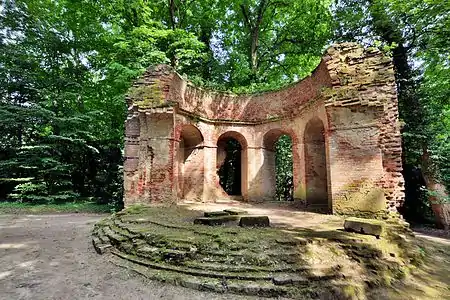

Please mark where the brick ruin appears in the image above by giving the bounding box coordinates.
[123,43,405,216]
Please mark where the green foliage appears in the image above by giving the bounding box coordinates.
[0,0,448,224]
[0,201,112,214]
[275,135,293,201]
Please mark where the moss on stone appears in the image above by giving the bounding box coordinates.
[128,82,169,109]
[334,179,387,216]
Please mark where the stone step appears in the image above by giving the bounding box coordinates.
[112,250,274,281]
[110,223,139,239]
[92,236,112,255]
[109,254,356,299]
[103,226,129,244]
[108,255,290,298]
[180,261,317,274]
[94,227,111,245]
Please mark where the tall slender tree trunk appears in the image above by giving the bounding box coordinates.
[168,0,177,30]
[249,27,259,80]
[240,0,267,83]
[422,146,450,229]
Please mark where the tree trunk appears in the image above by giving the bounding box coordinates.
[199,27,212,80]
[250,27,259,72]
[422,147,450,229]
[240,0,267,83]
[168,0,177,29]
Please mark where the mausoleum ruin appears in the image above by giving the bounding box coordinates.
[123,43,405,216]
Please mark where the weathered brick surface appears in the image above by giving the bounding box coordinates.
[123,43,404,216]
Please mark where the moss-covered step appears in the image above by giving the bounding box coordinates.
[93,205,422,299]
[92,236,112,254]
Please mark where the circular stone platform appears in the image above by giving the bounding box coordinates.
[92,205,421,299]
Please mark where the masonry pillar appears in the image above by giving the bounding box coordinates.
[144,109,177,203]
[323,43,405,215]
[202,143,220,201]
[245,146,271,201]
[326,106,386,215]
[123,111,141,206]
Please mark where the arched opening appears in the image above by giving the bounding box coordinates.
[304,117,328,209]
[263,129,294,201]
[178,125,204,200]
[217,132,247,197]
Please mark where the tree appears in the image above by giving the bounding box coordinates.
[215,0,331,89]
[0,0,210,207]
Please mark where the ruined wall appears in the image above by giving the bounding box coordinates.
[123,43,405,216]
[323,43,404,214]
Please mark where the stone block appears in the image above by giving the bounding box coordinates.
[194,215,240,226]
[204,211,230,217]
[239,216,270,228]
[223,209,248,215]
[344,217,384,238]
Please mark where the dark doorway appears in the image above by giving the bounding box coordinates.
[217,138,242,195]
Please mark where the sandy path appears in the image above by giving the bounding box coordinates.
[0,214,263,300]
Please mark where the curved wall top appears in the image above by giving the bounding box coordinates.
[168,61,332,123]
[126,46,351,124]
[126,42,397,124]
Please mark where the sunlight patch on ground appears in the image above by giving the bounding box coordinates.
[0,242,29,249]
[0,271,13,280]
[17,260,37,269]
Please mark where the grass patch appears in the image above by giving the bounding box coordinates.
[0,201,112,214]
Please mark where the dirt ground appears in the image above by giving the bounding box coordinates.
[1,210,449,300]
[0,214,270,300]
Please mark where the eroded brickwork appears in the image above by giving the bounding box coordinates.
[123,43,405,216]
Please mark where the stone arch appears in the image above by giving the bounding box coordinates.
[177,125,204,200]
[262,129,295,201]
[216,131,248,198]
[304,117,329,210]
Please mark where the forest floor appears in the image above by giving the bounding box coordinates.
[0,202,112,214]
[1,208,449,299]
